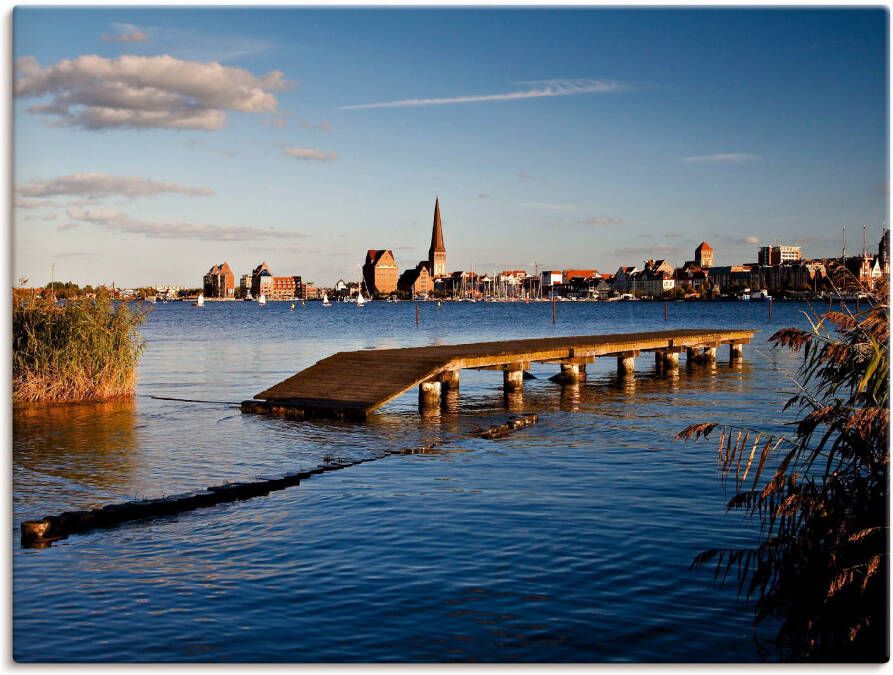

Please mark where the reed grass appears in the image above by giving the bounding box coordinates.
[13,290,148,403]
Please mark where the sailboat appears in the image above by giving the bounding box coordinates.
[193,293,204,307]
[290,302,296,311]
[356,290,366,308]
[322,292,332,307]
[258,293,266,306]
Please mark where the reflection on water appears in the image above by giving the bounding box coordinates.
[14,400,140,502]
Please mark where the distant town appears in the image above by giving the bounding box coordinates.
[34,198,890,303]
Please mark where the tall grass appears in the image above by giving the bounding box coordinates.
[13,290,148,403]
[678,278,888,661]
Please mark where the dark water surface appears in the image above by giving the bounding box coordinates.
[14,299,813,662]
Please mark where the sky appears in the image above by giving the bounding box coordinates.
[12,7,890,288]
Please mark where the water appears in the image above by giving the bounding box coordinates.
[13,299,812,662]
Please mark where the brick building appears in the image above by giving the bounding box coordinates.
[363,249,399,296]
[203,262,235,298]
[398,261,434,297]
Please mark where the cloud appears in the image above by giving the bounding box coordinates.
[102,23,148,43]
[66,207,306,241]
[741,235,761,245]
[17,173,213,198]
[57,223,80,231]
[340,78,628,110]
[284,147,337,161]
[14,54,286,130]
[683,153,760,164]
[517,170,540,181]
[14,196,59,209]
[23,213,58,222]
[475,193,491,200]
[581,216,623,225]
[521,202,577,211]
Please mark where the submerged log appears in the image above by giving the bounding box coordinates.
[479,414,539,439]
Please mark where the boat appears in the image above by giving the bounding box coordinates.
[322,292,332,307]
[750,289,772,301]
[193,294,204,307]
[258,294,266,306]
[290,302,296,311]
[356,291,366,308]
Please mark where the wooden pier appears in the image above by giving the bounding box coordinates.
[242,328,755,420]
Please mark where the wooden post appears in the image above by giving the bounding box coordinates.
[418,380,441,411]
[730,343,744,360]
[558,363,581,384]
[703,346,717,362]
[617,352,636,376]
[664,302,668,321]
[551,296,556,324]
[769,297,773,320]
[686,347,696,363]
[504,368,524,393]
[415,303,420,326]
[439,369,460,392]
[663,351,680,368]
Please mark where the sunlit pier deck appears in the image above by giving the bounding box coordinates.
[241,328,755,420]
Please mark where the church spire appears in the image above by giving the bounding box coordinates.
[430,197,445,253]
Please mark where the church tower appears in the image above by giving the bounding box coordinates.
[428,197,447,277]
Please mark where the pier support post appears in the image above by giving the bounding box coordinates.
[439,369,460,392]
[703,347,717,362]
[654,350,665,371]
[418,380,442,411]
[729,343,744,361]
[558,363,581,384]
[686,347,696,363]
[663,351,680,369]
[503,368,524,393]
[617,351,637,376]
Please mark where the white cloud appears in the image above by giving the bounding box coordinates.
[17,173,213,198]
[66,207,305,241]
[102,24,148,43]
[284,147,337,161]
[14,196,59,209]
[15,54,286,130]
[340,78,627,110]
[742,235,761,245]
[300,119,332,132]
[683,153,760,164]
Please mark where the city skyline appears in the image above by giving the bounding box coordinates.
[13,7,889,287]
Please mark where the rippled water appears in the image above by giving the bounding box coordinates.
[14,299,814,662]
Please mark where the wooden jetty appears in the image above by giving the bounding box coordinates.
[242,328,755,420]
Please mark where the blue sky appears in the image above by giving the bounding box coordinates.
[12,8,889,287]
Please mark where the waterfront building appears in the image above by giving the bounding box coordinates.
[758,244,802,266]
[695,241,714,268]
[541,271,563,289]
[363,249,399,296]
[562,269,599,284]
[398,261,434,297]
[251,262,273,298]
[878,228,890,276]
[203,262,235,298]
[239,274,252,298]
[612,266,638,292]
[428,197,447,278]
[268,275,303,301]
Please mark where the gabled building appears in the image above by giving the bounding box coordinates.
[398,261,434,297]
[695,241,714,268]
[613,266,638,292]
[363,249,399,296]
[203,262,235,298]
